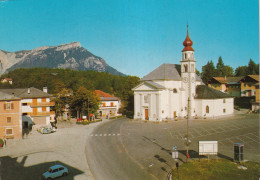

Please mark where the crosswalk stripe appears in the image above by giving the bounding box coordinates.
[90,133,120,137]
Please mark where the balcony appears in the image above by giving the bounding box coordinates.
[29,111,55,117]
[30,102,55,107]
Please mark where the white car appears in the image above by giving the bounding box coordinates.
[43,165,68,179]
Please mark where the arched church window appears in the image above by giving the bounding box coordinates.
[206,105,209,113]
[184,53,187,59]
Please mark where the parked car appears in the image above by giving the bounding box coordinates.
[42,164,68,179]
[38,127,56,134]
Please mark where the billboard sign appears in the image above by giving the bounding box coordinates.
[199,141,218,155]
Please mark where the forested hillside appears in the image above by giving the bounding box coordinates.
[0,68,140,116]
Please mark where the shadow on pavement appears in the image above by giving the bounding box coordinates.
[0,155,84,180]
[142,136,171,155]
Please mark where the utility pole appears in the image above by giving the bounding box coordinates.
[186,56,192,162]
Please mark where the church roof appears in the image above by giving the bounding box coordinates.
[141,63,201,81]
[182,25,194,52]
[145,81,165,89]
[195,85,233,99]
[141,64,182,81]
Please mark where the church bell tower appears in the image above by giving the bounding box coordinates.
[181,25,196,118]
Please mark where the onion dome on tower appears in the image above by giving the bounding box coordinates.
[182,25,194,52]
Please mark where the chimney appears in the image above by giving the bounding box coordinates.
[43,87,48,93]
[28,88,31,94]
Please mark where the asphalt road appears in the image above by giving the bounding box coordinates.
[85,118,156,180]
[86,113,259,180]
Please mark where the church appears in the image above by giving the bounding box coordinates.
[133,27,234,121]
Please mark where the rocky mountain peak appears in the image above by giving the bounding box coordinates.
[0,42,124,76]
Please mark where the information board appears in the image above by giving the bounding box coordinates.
[199,141,218,155]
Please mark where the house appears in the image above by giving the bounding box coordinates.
[240,75,259,97]
[0,91,22,139]
[0,87,55,128]
[207,76,243,97]
[132,27,234,121]
[94,90,121,117]
[251,83,259,112]
[1,78,13,84]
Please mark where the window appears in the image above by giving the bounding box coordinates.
[59,167,64,171]
[22,113,28,116]
[4,102,14,110]
[223,99,226,103]
[206,106,209,113]
[102,103,106,107]
[173,88,178,93]
[111,102,114,107]
[184,64,188,72]
[6,128,13,135]
[223,109,226,113]
[7,117,11,123]
[52,169,58,173]
[22,103,28,106]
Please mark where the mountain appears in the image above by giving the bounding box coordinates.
[0,42,125,76]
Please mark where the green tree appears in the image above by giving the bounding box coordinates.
[235,66,248,76]
[70,87,100,119]
[216,56,224,76]
[222,65,234,77]
[201,60,218,84]
[53,88,73,120]
[248,59,258,75]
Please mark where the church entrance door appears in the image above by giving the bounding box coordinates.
[145,109,149,120]
[174,111,177,118]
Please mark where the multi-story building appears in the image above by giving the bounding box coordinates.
[0,87,55,129]
[240,75,259,97]
[207,77,243,97]
[94,90,121,118]
[0,91,22,139]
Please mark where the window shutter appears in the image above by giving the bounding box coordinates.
[4,103,6,110]
[11,103,14,109]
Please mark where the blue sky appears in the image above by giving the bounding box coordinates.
[0,0,258,77]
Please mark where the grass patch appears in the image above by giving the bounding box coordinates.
[171,159,259,180]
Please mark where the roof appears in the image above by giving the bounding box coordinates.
[145,81,165,89]
[182,26,194,52]
[0,87,52,99]
[240,75,259,83]
[195,85,233,99]
[141,63,201,81]
[0,91,20,101]
[248,75,259,82]
[94,90,120,101]
[209,76,244,84]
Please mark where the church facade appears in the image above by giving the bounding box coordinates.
[133,27,234,121]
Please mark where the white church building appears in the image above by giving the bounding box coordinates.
[133,27,234,121]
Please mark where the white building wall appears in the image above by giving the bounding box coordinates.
[195,98,234,118]
[21,99,33,113]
